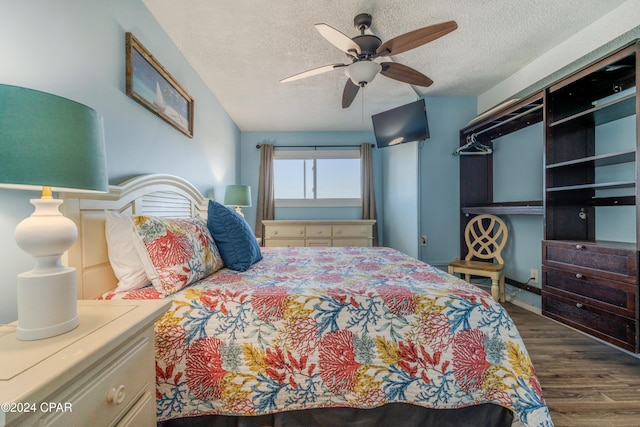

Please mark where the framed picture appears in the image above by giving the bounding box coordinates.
[125,32,194,137]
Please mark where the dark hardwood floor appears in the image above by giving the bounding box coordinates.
[505,303,640,427]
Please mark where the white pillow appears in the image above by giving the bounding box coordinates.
[104,210,150,292]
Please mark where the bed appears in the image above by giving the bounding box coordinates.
[62,174,553,427]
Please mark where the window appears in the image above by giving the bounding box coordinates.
[273,149,361,207]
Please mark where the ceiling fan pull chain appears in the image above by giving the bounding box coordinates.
[361,86,365,124]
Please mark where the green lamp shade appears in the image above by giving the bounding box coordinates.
[0,84,108,193]
[224,185,252,207]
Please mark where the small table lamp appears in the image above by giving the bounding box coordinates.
[223,185,252,217]
[0,84,108,340]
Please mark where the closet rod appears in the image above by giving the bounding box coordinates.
[470,103,543,138]
[255,143,374,149]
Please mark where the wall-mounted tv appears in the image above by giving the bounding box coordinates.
[371,99,430,149]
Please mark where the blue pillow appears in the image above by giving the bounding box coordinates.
[207,200,262,271]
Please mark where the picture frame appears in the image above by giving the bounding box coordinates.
[125,32,194,137]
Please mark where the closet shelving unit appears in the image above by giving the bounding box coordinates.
[458,41,640,353]
[542,41,639,353]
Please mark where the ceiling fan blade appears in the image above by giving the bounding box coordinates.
[342,79,360,108]
[380,62,433,87]
[280,63,346,83]
[376,20,458,57]
[315,23,361,57]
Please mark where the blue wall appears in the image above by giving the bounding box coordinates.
[381,141,419,257]
[419,97,476,266]
[0,0,240,323]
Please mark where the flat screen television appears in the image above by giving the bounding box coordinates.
[371,99,430,148]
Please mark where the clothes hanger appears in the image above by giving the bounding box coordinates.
[453,134,493,156]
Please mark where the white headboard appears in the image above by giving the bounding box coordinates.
[61,174,209,299]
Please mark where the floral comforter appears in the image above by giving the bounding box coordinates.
[102,246,553,426]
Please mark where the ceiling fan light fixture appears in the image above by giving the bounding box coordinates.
[345,61,381,86]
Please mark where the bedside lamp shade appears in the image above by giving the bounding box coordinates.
[224,185,251,217]
[0,84,108,340]
[0,84,108,192]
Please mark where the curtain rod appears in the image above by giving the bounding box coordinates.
[255,143,374,149]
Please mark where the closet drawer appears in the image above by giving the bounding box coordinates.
[542,292,636,352]
[542,240,638,284]
[543,265,636,318]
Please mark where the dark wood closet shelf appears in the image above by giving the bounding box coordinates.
[546,149,636,169]
[548,93,636,128]
[462,201,543,215]
[546,180,635,193]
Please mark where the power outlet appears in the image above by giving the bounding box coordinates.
[530,268,539,283]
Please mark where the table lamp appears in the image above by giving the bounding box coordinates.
[223,185,251,217]
[0,84,108,340]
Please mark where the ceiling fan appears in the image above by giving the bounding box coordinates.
[280,13,458,108]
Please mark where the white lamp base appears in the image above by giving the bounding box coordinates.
[17,268,78,340]
[14,197,79,341]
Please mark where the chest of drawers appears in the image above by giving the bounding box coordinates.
[542,240,639,352]
[0,299,170,426]
[262,220,376,247]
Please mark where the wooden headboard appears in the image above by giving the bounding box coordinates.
[61,174,209,300]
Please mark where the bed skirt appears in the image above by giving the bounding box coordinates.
[158,403,514,427]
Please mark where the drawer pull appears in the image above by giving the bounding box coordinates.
[336,230,342,235]
[575,273,583,279]
[273,231,278,235]
[107,385,126,405]
[298,230,303,235]
[576,303,583,309]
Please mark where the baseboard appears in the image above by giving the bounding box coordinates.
[505,296,541,315]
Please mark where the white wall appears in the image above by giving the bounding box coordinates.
[0,0,240,323]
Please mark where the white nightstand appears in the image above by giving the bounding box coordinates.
[0,299,170,426]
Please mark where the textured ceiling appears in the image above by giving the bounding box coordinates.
[143,0,628,131]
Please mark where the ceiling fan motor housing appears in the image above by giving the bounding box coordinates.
[352,34,381,59]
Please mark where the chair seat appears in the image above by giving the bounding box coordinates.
[448,259,504,273]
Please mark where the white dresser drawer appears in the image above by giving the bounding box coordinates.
[305,226,331,238]
[306,239,332,247]
[332,238,371,247]
[41,331,154,426]
[265,239,304,247]
[333,225,371,239]
[115,390,155,427]
[265,225,305,239]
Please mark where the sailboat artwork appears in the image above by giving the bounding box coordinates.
[153,81,189,130]
[125,32,194,137]
[154,81,166,110]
